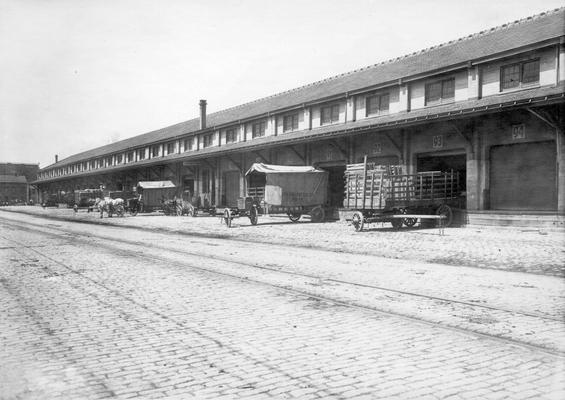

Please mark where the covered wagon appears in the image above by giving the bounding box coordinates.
[222,163,328,227]
[135,180,177,213]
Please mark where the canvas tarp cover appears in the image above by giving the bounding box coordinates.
[245,164,323,174]
[137,181,176,189]
[137,181,177,207]
[246,164,328,207]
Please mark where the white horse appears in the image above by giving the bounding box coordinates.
[94,197,125,218]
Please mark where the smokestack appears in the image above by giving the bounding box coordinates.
[199,99,207,130]
[55,154,58,163]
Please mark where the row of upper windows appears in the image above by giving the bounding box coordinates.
[40,57,544,179]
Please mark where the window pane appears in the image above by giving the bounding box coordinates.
[331,105,340,121]
[522,60,539,84]
[321,107,330,124]
[253,121,266,137]
[441,79,455,99]
[366,96,377,115]
[379,94,390,112]
[501,64,520,89]
[426,82,442,103]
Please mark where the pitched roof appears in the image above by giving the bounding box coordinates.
[45,7,565,170]
[35,83,564,184]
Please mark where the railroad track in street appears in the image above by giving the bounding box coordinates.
[1,215,564,357]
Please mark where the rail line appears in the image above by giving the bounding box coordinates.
[1,216,564,357]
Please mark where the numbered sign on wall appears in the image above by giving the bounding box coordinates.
[372,142,382,154]
[432,135,443,148]
[511,124,526,140]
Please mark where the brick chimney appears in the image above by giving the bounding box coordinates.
[55,154,58,163]
[199,99,207,130]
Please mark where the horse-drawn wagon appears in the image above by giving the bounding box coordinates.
[222,163,328,227]
[72,189,103,212]
[344,157,461,232]
[133,181,194,216]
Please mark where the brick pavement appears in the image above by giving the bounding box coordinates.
[1,212,564,353]
[1,206,563,276]
[1,217,564,399]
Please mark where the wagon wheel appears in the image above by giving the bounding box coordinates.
[187,205,195,217]
[309,206,325,223]
[223,208,232,228]
[402,208,418,227]
[389,209,402,229]
[351,211,364,232]
[436,204,453,227]
[116,205,125,217]
[287,212,301,222]
[129,207,138,216]
[391,219,403,229]
[175,203,183,216]
[249,206,258,225]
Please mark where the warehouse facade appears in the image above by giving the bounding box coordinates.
[35,9,565,218]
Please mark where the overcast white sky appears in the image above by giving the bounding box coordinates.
[1,0,564,168]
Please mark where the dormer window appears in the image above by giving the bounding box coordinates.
[203,134,213,148]
[252,121,266,138]
[321,104,340,125]
[501,59,539,91]
[366,93,390,116]
[183,137,194,151]
[166,142,175,155]
[425,77,455,106]
[151,145,160,158]
[283,113,299,132]
[226,128,237,143]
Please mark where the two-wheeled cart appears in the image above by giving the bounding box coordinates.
[222,163,328,227]
[344,157,461,233]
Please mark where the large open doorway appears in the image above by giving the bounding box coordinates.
[417,153,466,193]
[315,162,346,208]
[223,171,240,207]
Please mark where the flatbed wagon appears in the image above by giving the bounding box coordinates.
[222,163,328,227]
[344,157,461,232]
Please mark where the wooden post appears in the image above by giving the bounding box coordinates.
[378,171,384,209]
[354,174,358,209]
[361,155,367,210]
[370,171,375,210]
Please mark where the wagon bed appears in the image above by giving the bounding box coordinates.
[344,158,461,232]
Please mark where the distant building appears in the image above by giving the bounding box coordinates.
[0,163,39,204]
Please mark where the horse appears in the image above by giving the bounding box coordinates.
[94,197,125,218]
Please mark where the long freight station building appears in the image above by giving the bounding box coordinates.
[35,9,565,224]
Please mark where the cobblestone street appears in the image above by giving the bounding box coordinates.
[1,208,564,399]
